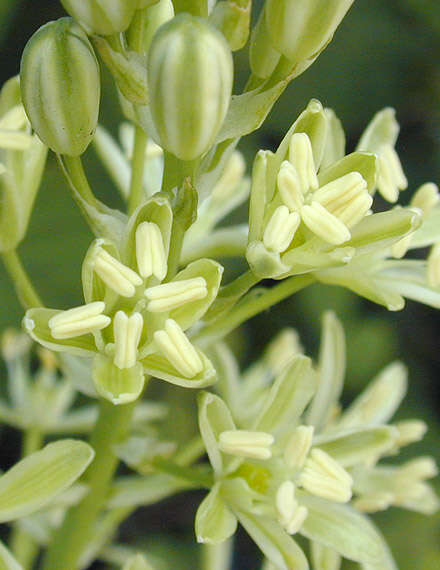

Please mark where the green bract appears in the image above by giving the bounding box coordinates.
[60,0,138,36]
[20,18,100,156]
[265,0,354,65]
[147,14,233,160]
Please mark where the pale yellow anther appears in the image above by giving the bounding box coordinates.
[391,233,413,259]
[113,311,143,369]
[218,430,274,460]
[394,420,427,447]
[94,248,142,297]
[275,481,308,535]
[145,277,207,312]
[400,457,438,480]
[354,492,394,513]
[299,448,353,503]
[411,182,439,214]
[265,329,303,376]
[154,319,203,378]
[284,426,314,470]
[377,144,408,203]
[136,222,167,281]
[288,133,318,193]
[263,206,300,253]
[313,172,372,228]
[277,161,304,212]
[427,243,440,287]
[0,129,33,150]
[301,202,351,245]
[49,302,110,339]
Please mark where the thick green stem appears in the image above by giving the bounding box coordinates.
[195,274,314,347]
[9,428,43,568]
[128,126,148,215]
[42,400,135,570]
[201,538,234,570]
[1,250,42,309]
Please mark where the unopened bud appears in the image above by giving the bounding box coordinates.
[148,14,233,160]
[142,0,175,55]
[209,0,251,52]
[265,0,354,65]
[20,18,100,156]
[60,0,138,36]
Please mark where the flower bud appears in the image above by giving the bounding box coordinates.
[147,14,233,160]
[265,0,354,65]
[60,0,138,36]
[20,18,100,156]
[142,0,175,55]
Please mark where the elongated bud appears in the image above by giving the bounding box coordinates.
[60,0,138,36]
[265,0,354,65]
[142,0,175,55]
[147,14,233,160]
[20,18,100,156]
[209,0,251,51]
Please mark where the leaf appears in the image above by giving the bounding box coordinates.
[0,440,94,522]
[299,494,387,565]
[0,540,23,570]
[195,484,237,544]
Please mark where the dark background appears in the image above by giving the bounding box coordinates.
[0,1,439,568]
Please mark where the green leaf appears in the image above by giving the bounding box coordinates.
[235,510,309,570]
[195,484,238,544]
[0,440,94,522]
[254,355,316,435]
[299,494,387,565]
[314,426,397,467]
[0,540,23,570]
[197,392,236,476]
[22,309,97,357]
[93,355,145,405]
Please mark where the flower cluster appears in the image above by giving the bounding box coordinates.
[195,313,438,569]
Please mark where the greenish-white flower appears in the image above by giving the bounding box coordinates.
[23,197,222,405]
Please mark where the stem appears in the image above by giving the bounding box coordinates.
[1,250,42,309]
[201,538,234,570]
[195,274,314,347]
[128,126,148,215]
[42,399,136,570]
[218,270,259,300]
[9,428,43,569]
[126,10,145,53]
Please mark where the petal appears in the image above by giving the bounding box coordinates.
[298,493,388,565]
[23,308,97,357]
[254,355,316,436]
[0,539,23,570]
[318,152,377,193]
[0,440,94,522]
[311,542,341,570]
[357,108,399,153]
[320,108,346,171]
[81,238,121,305]
[306,312,345,430]
[93,354,145,405]
[246,240,290,279]
[168,258,224,330]
[197,392,236,476]
[195,483,238,544]
[122,554,154,570]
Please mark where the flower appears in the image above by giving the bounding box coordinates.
[23,197,223,404]
[194,312,438,569]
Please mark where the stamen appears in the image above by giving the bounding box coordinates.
[136,222,167,281]
[299,448,353,502]
[377,144,408,203]
[288,133,318,193]
[394,420,427,448]
[301,202,351,245]
[275,481,308,535]
[263,206,300,253]
[284,425,314,470]
[218,430,274,460]
[145,277,207,312]
[427,243,440,287]
[411,182,439,214]
[49,301,110,339]
[94,248,142,297]
[277,161,304,211]
[113,311,143,369]
[154,319,203,378]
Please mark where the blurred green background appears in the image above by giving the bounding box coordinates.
[0,0,439,568]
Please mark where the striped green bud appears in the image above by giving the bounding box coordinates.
[20,18,100,156]
[147,14,233,160]
[265,0,354,65]
[142,0,174,56]
[60,0,138,36]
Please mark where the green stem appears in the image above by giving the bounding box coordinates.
[128,126,148,215]
[9,428,43,569]
[126,9,145,53]
[195,274,314,347]
[42,399,136,570]
[1,250,42,309]
[201,538,234,570]
[218,270,259,299]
